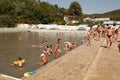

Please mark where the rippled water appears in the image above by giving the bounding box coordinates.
[0,29,87,78]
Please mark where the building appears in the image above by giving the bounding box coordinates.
[84,17,110,22]
[93,18,110,22]
[64,15,79,24]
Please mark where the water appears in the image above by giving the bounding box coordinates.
[0,29,87,78]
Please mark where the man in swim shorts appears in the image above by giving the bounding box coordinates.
[106,26,114,48]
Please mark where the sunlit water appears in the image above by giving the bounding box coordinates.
[0,29,87,78]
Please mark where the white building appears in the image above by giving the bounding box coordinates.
[84,17,110,22]
[93,18,110,22]
[64,15,79,24]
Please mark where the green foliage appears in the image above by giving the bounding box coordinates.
[0,0,83,27]
[68,1,82,16]
[68,1,83,23]
[0,0,35,27]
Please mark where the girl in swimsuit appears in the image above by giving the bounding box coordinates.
[54,39,61,58]
[87,33,92,46]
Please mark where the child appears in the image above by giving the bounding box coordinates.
[81,38,85,44]
[38,53,48,65]
[87,33,92,46]
[54,39,61,58]
[12,57,25,70]
[17,57,23,67]
[47,45,53,55]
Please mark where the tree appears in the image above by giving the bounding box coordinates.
[68,1,82,15]
[0,0,82,27]
[68,1,83,23]
[0,0,36,27]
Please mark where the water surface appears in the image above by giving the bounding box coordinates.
[0,29,87,78]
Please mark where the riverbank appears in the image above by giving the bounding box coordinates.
[22,37,120,80]
[0,29,120,80]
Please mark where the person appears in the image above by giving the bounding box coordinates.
[40,41,48,54]
[12,57,25,70]
[18,57,23,67]
[54,39,61,58]
[41,41,48,47]
[72,42,77,48]
[87,33,92,46]
[106,26,114,48]
[64,42,73,50]
[96,24,103,41]
[89,27,94,38]
[46,45,53,55]
[81,38,85,44]
[38,53,48,65]
[102,27,106,38]
[114,29,119,42]
[42,47,47,54]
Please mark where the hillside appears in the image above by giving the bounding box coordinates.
[85,9,120,21]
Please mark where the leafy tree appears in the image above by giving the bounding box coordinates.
[68,1,83,23]
[0,0,35,27]
[68,1,82,15]
[0,0,81,27]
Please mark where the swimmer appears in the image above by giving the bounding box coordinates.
[12,57,25,67]
[18,57,23,67]
[40,41,48,54]
[64,42,73,50]
[12,57,25,70]
[73,42,77,48]
[38,53,48,65]
[46,45,53,55]
[54,39,61,58]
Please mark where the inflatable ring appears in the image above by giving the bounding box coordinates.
[13,61,18,65]
[22,59,25,63]
[13,59,25,65]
